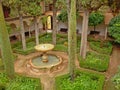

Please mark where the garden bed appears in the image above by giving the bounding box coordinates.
[112,67,120,90]
[0,73,42,90]
[89,40,113,55]
[79,52,110,72]
[55,70,105,90]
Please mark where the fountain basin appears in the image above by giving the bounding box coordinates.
[34,44,54,52]
[28,54,63,73]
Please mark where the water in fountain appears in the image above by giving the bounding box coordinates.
[31,55,60,68]
[29,44,62,71]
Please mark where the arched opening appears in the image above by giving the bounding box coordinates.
[23,21,30,37]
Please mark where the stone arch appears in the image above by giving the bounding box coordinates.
[10,23,17,32]
[23,21,29,31]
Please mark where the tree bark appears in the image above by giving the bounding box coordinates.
[52,0,57,45]
[0,1,15,79]
[105,25,108,40]
[34,16,39,45]
[28,26,31,38]
[68,0,77,81]
[19,14,26,50]
[80,10,89,59]
[94,25,96,31]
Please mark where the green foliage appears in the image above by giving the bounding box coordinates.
[78,0,107,9]
[0,2,15,78]
[3,0,29,16]
[108,15,120,43]
[57,10,80,23]
[89,12,104,28]
[11,33,81,54]
[12,33,68,54]
[54,44,68,52]
[25,1,42,16]
[6,23,12,34]
[89,40,113,55]
[0,73,42,90]
[41,16,48,25]
[55,70,105,90]
[56,0,66,9]
[13,41,35,55]
[112,66,120,90]
[0,73,9,85]
[79,52,110,71]
[57,10,68,22]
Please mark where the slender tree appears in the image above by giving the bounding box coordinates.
[68,0,77,81]
[78,0,107,59]
[26,1,42,45]
[0,1,15,79]
[45,0,63,45]
[3,0,28,50]
[80,9,89,59]
[89,12,104,32]
[52,0,57,45]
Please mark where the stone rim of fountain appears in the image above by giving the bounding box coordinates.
[29,54,63,69]
[34,44,54,52]
[27,43,65,73]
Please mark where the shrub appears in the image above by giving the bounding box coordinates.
[55,70,105,90]
[0,73,42,90]
[112,66,120,90]
[89,40,113,55]
[108,15,120,43]
[13,42,35,55]
[89,12,104,31]
[79,52,110,72]
[54,44,68,52]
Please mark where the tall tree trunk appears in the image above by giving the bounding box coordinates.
[105,25,108,40]
[0,1,15,79]
[94,25,96,31]
[19,14,26,50]
[34,16,39,45]
[52,0,57,45]
[68,0,77,81]
[28,26,31,38]
[80,10,89,59]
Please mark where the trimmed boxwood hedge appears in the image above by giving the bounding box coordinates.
[0,73,42,90]
[112,67,120,90]
[55,70,105,90]
[89,40,113,55]
[79,52,110,72]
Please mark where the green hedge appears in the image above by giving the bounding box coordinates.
[0,73,42,90]
[112,67,120,90]
[55,70,105,90]
[79,52,110,72]
[89,40,113,55]
[54,44,68,52]
[11,33,81,55]
[13,48,35,55]
[0,59,4,71]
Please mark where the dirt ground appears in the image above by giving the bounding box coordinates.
[104,45,120,90]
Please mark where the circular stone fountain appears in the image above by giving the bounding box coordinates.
[29,44,63,73]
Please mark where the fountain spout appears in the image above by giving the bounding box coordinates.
[34,44,54,63]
